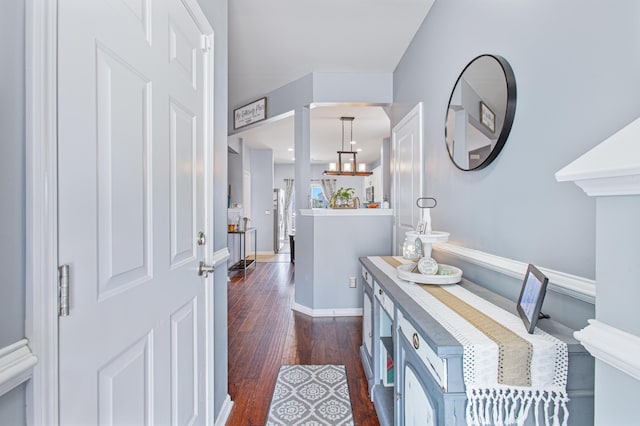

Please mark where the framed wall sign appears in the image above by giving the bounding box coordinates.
[479,101,495,133]
[234,97,267,130]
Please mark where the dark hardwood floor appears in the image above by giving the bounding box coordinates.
[226,261,379,425]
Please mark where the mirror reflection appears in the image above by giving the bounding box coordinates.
[445,54,516,170]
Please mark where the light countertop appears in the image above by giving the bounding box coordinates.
[299,208,393,216]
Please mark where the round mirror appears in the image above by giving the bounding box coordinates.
[445,54,516,171]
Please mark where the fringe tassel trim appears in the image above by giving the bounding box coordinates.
[465,388,569,426]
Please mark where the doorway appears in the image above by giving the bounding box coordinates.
[392,103,424,254]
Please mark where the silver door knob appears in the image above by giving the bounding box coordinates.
[198,261,215,278]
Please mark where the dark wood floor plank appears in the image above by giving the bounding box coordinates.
[226,261,378,425]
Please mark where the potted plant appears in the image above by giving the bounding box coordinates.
[330,187,359,209]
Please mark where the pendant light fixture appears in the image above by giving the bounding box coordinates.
[323,116,372,176]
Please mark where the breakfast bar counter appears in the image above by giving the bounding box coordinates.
[292,209,392,316]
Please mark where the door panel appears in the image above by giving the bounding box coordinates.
[169,99,197,268]
[392,104,423,254]
[171,299,198,425]
[119,0,152,44]
[169,21,197,89]
[397,132,417,227]
[58,0,209,424]
[98,334,153,426]
[96,45,152,298]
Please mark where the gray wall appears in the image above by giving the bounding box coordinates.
[295,213,393,311]
[312,215,393,309]
[250,148,275,252]
[395,5,640,422]
[393,0,640,330]
[195,0,230,419]
[0,0,26,423]
[274,164,294,188]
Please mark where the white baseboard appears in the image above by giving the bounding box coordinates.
[292,302,363,318]
[433,242,596,304]
[0,339,38,397]
[214,394,233,426]
[575,320,640,381]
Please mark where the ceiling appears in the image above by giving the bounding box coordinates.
[236,105,391,165]
[228,0,434,165]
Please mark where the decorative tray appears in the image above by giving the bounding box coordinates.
[405,230,450,244]
[396,263,462,285]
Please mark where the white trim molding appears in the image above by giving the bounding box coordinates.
[433,242,596,304]
[0,340,38,397]
[25,0,59,424]
[555,116,640,197]
[575,319,640,381]
[214,394,234,426]
[292,302,363,318]
[213,248,230,267]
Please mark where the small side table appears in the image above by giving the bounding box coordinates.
[228,227,257,277]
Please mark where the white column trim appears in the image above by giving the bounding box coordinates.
[25,0,59,425]
[0,340,38,398]
[574,319,640,381]
[433,242,596,304]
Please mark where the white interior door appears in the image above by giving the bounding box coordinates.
[392,104,423,255]
[57,0,212,424]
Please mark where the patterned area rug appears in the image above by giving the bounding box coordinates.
[266,365,354,426]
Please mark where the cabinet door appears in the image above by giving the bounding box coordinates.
[404,364,435,426]
[363,292,373,357]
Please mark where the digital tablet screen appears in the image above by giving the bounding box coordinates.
[516,264,549,334]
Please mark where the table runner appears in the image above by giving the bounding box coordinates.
[373,256,569,426]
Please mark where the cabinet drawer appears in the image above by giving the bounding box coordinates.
[398,310,447,391]
[361,266,373,289]
[374,282,394,317]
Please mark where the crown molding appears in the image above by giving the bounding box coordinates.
[556,117,640,197]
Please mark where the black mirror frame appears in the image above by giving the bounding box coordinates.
[445,54,517,171]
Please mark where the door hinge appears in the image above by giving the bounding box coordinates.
[58,265,70,317]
